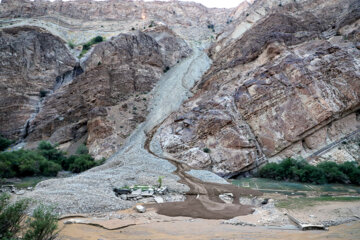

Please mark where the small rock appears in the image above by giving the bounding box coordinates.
[156,186,168,195]
[141,189,154,197]
[131,189,142,196]
[15,190,25,195]
[120,194,127,200]
[154,196,164,203]
[219,193,234,203]
[135,205,146,213]
[27,187,33,191]
[356,42,360,50]
[63,219,85,224]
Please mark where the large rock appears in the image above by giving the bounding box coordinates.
[0,26,76,139]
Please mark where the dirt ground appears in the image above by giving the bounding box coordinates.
[59,217,360,240]
[58,200,360,240]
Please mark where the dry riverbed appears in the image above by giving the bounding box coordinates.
[58,199,360,240]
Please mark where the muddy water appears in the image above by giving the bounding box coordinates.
[59,220,360,240]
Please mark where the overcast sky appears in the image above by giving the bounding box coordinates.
[0,0,247,8]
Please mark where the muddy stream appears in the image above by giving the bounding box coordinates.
[144,121,262,219]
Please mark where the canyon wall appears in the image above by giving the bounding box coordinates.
[156,0,360,176]
[1,0,359,176]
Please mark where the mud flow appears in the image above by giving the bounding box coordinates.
[144,122,262,220]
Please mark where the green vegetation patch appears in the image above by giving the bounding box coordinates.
[0,141,104,178]
[0,136,14,152]
[232,177,360,197]
[79,35,104,58]
[0,193,59,240]
[276,196,360,209]
[259,158,360,185]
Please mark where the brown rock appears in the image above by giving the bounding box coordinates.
[0,26,76,139]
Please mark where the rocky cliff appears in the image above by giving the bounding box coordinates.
[1,0,360,178]
[0,0,232,43]
[0,26,76,139]
[156,0,360,177]
[26,27,191,159]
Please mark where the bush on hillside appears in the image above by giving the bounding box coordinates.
[317,161,349,184]
[259,158,360,185]
[0,194,58,240]
[0,194,30,239]
[0,142,103,178]
[0,150,62,178]
[37,141,67,167]
[0,136,13,152]
[24,205,58,240]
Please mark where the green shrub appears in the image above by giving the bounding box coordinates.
[93,36,103,44]
[338,162,360,185]
[37,141,67,166]
[259,158,359,185]
[0,194,58,240]
[39,160,62,177]
[69,154,97,173]
[203,148,211,153]
[259,162,280,179]
[80,36,104,58]
[0,136,13,151]
[318,162,349,184]
[82,43,91,51]
[68,42,75,49]
[0,149,62,178]
[0,194,30,239]
[76,144,89,155]
[0,141,103,178]
[24,205,58,240]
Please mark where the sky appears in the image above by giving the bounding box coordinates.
[0,0,247,9]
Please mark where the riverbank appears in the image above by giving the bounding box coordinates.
[58,204,360,240]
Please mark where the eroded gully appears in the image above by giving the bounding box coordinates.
[139,45,262,220]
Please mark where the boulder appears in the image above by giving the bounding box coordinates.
[135,205,146,213]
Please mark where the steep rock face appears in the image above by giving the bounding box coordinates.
[26,29,191,159]
[0,26,76,139]
[157,0,360,176]
[0,0,232,42]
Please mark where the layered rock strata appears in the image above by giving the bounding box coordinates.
[156,0,360,176]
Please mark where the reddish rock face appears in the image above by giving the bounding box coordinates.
[25,30,191,159]
[0,26,76,139]
[156,0,360,176]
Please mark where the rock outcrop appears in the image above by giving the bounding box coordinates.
[156,0,360,176]
[0,0,232,43]
[0,26,76,139]
[26,28,191,159]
